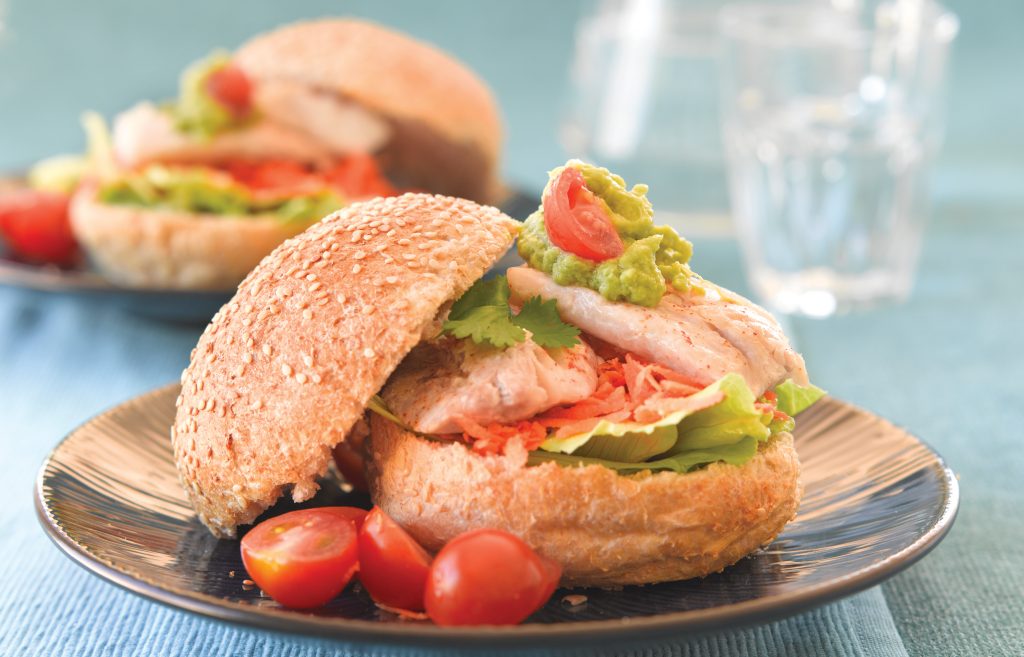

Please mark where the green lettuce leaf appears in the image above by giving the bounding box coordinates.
[528,435,760,473]
[97,164,344,223]
[570,424,678,462]
[773,379,827,416]
[669,373,770,452]
[539,375,732,457]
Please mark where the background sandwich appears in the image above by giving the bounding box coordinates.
[65,19,502,289]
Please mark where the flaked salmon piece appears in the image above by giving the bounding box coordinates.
[253,79,391,156]
[112,101,336,168]
[506,266,808,397]
[383,336,599,435]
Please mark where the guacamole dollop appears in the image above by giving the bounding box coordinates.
[98,165,344,224]
[169,51,251,139]
[517,161,694,307]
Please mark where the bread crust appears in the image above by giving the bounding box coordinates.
[366,418,802,587]
[172,193,518,537]
[69,188,311,290]
[234,19,502,203]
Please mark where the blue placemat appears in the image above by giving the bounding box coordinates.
[3,204,1022,655]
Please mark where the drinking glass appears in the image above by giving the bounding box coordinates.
[718,1,958,317]
[562,0,732,236]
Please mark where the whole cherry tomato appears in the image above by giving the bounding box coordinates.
[240,508,358,609]
[424,529,561,626]
[0,189,76,266]
[357,507,432,611]
[542,166,624,262]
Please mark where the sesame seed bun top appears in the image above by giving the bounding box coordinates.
[172,193,519,537]
[234,19,503,202]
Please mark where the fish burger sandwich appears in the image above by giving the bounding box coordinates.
[173,163,823,589]
[71,19,502,289]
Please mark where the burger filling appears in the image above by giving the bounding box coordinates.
[73,52,401,223]
[372,161,824,474]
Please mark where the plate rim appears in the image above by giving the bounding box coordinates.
[34,383,960,648]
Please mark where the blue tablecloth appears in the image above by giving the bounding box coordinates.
[2,202,1021,656]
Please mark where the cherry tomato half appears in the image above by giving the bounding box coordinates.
[205,63,253,118]
[424,529,562,626]
[319,506,369,532]
[240,508,358,609]
[358,507,432,611]
[0,189,76,266]
[542,167,624,262]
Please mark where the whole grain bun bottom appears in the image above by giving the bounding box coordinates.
[367,418,803,588]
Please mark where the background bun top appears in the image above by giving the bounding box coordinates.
[235,19,504,203]
[172,193,519,537]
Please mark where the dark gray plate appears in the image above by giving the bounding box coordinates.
[0,184,539,323]
[35,386,957,649]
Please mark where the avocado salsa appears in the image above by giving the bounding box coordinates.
[517,161,695,307]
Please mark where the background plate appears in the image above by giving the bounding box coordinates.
[35,386,957,649]
[0,183,540,323]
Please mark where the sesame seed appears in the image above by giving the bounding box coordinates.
[449,261,459,270]
[337,293,347,304]
[363,348,375,358]
[217,407,226,417]
[362,234,372,241]
[385,276,399,284]
[305,273,317,282]
[296,373,308,384]
[309,282,322,292]
[246,337,255,348]
[303,355,313,367]
[352,264,362,274]
[351,230,363,243]
[241,318,252,327]
[281,364,293,376]
[302,309,313,321]
[398,238,411,246]
[418,243,431,250]
[403,253,416,261]
[311,373,322,384]
[353,251,366,260]
[262,344,272,356]
[242,352,253,364]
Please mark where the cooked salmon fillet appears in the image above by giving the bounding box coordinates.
[506,266,807,396]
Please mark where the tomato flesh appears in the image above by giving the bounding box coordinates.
[0,189,76,266]
[424,529,562,626]
[318,506,368,532]
[206,63,252,117]
[542,167,624,262]
[323,153,398,199]
[358,507,432,611]
[240,508,358,609]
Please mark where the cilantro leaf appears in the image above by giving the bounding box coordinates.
[442,275,580,350]
[443,305,526,348]
[511,296,581,349]
[447,276,510,321]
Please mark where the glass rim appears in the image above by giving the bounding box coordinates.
[718,1,959,48]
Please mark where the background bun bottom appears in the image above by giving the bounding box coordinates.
[70,189,311,290]
[367,419,802,587]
